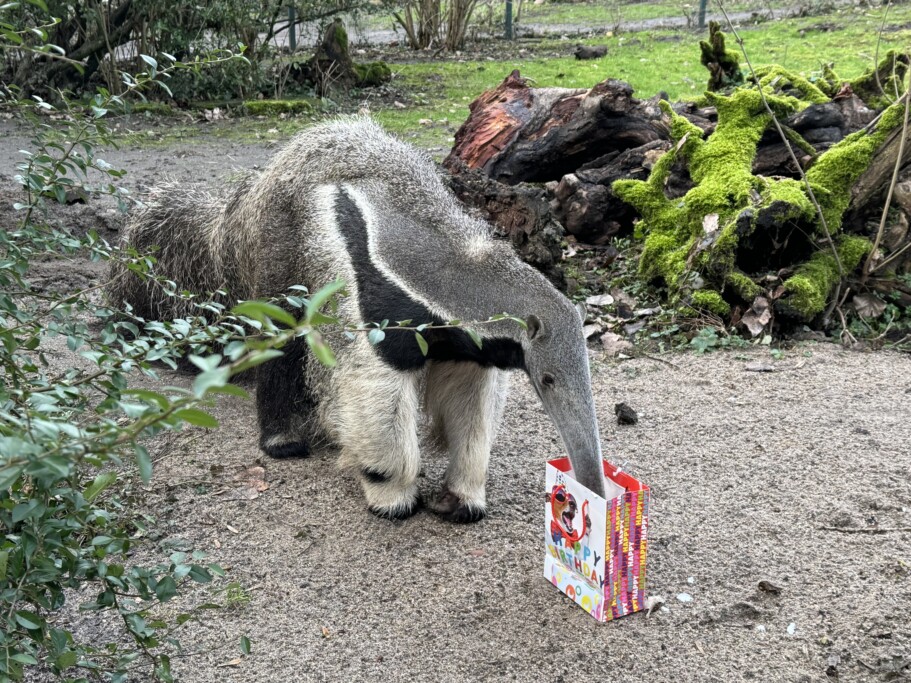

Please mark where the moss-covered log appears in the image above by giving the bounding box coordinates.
[612,83,908,321]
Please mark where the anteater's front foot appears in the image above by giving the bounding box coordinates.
[260,434,311,459]
[368,494,423,521]
[364,476,422,521]
[431,486,487,524]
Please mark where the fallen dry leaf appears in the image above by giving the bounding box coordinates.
[585,293,614,307]
[853,293,887,319]
[321,626,331,638]
[582,324,603,339]
[231,465,270,500]
[741,296,772,337]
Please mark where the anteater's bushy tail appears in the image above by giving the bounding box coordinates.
[107,179,254,321]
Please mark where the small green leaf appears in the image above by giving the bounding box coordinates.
[135,444,152,483]
[54,650,78,670]
[240,636,252,655]
[367,328,385,345]
[415,332,428,356]
[306,332,337,367]
[466,327,483,350]
[84,472,117,501]
[123,389,170,410]
[174,408,219,429]
[15,610,43,630]
[193,366,230,397]
[188,565,212,583]
[140,54,158,69]
[0,550,7,581]
[155,576,178,602]
[11,653,38,665]
[232,301,296,328]
[305,279,346,321]
[231,349,283,374]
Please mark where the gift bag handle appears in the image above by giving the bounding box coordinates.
[550,484,589,544]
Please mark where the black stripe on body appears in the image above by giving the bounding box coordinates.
[333,188,525,371]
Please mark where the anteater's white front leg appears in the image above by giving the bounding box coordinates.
[336,358,422,520]
[425,361,508,523]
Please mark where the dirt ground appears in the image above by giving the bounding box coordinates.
[2,120,910,682]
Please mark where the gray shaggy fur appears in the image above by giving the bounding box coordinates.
[108,117,607,520]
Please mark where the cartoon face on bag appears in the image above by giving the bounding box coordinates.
[548,484,592,545]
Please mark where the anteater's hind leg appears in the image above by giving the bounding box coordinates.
[424,361,508,523]
[336,360,423,520]
[256,337,316,458]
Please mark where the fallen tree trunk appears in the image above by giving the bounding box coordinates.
[444,67,911,327]
[549,139,674,244]
[443,70,671,184]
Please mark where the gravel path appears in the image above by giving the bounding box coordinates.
[138,344,910,683]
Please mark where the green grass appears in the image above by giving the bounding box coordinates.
[119,3,911,155]
[518,0,792,26]
[350,0,808,33]
[375,4,911,148]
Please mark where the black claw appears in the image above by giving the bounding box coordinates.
[432,488,486,524]
[261,439,310,459]
[441,503,487,524]
[368,494,422,521]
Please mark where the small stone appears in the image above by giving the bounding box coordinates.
[676,592,693,603]
[615,402,638,425]
[787,622,797,635]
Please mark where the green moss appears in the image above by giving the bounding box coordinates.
[806,99,907,231]
[691,289,731,315]
[243,99,314,116]
[782,235,871,318]
[819,63,842,97]
[615,89,801,297]
[726,270,762,300]
[753,65,830,104]
[128,101,175,116]
[849,50,910,109]
[700,21,745,91]
[354,61,392,87]
[334,21,349,53]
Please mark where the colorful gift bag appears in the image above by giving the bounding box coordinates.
[544,457,650,621]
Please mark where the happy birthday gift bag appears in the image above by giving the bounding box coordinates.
[544,458,650,621]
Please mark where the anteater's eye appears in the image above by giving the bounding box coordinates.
[542,373,556,387]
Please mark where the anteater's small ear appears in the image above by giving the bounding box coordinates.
[526,314,542,340]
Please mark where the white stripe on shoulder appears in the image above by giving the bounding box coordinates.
[343,184,455,322]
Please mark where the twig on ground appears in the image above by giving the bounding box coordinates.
[863,64,911,281]
[819,526,911,534]
[617,351,679,368]
[874,0,896,104]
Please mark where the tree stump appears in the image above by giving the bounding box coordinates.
[308,19,357,95]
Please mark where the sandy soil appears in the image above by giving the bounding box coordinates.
[2,120,910,682]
